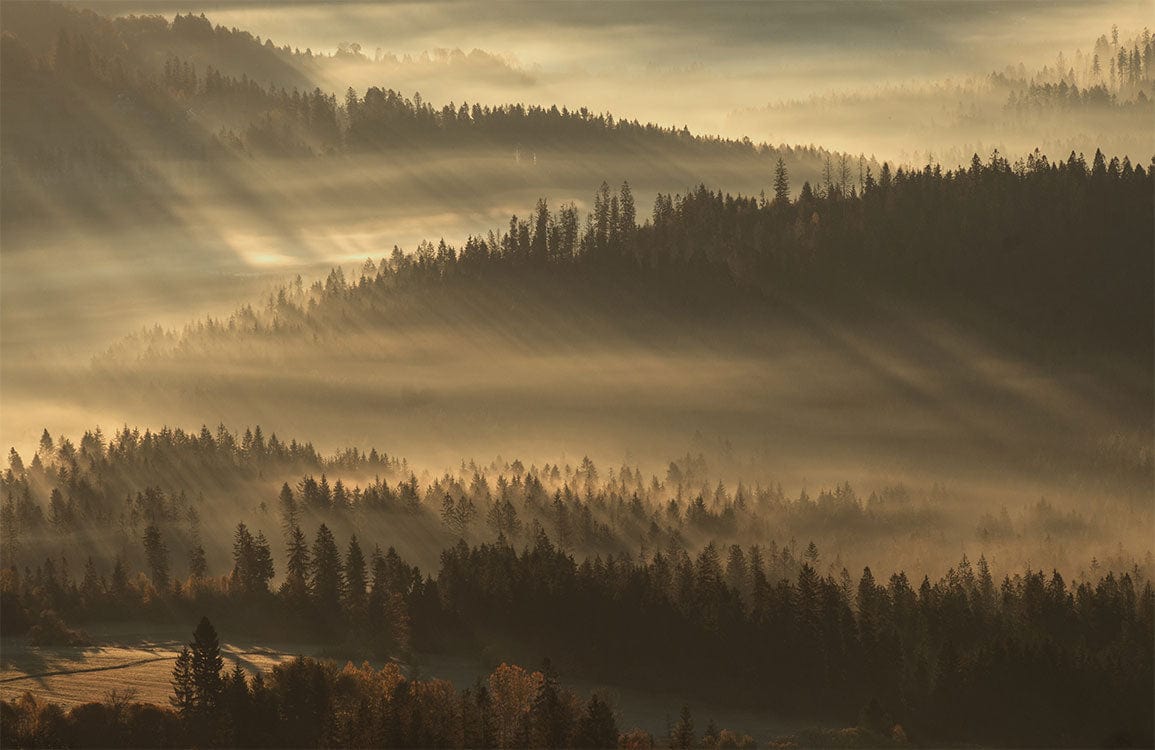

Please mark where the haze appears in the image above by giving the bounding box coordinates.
[71,0,1155,157]
[1,2,1152,746]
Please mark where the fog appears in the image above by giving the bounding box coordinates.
[70,0,1155,159]
[1,6,1153,743]
[2,0,1152,579]
[4,260,1151,579]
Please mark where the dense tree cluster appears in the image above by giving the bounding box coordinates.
[3,525,1151,746]
[432,534,1154,746]
[5,418,1147,640]
[12,420,1141,618]
[111,150,1153,362]
[2,427,1152,747]
[3,428,1153,748]
[994,26,1154,104]
[1089,27,1155,96]
[0,424,400,556]
[1006,81,1120,109]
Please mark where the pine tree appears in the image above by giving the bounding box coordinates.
[577,692,619,749]
[110,556,128,598]
[310,523,343,617]
[223,661,251,745]
[188,545,207,580]
[281,524,311,613]
[80,557,100,602]
[253,531,275,590]
[532,198,550,264]
[344,535,367,616]
[619,182,637,249]
[703,718,720,748]
[190,616,225,713]
[773,157,791,204]
[672,704,695,749]
[821,156,834,197]
[231,523,274,596]
[170,646,195,715]
[278,482,298,537]
[8,447,24,474]
[530,660,571,749]
[142,523,170,592]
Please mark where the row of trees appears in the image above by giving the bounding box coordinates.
[1090,28,1154,94]
[2,6,830,163]
[0,423,402,547]
[4,617,658,749]
[1017,26,1153,99]
[4,418,1140,612]
[166,617,632,749]
[3,517,1151,746]
[428,533,1153,746]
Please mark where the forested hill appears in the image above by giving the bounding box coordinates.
[110,151,1154,362]
[0,2,837,221]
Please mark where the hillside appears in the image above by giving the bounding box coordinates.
[0,2,840,228]
[22,163,1141,498]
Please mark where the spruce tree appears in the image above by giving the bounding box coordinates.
[577,692,619,749]
[278,483,298,537]
[773,157,791,204]
[281,524,311,617]
[170,646,194,715]
[142,523,170,592]
[188,545,207,581]
[344,535,367,616]
[310,524,343,618]
[223,661,251,745]
[673,704,695,749]
[190,616,224,713]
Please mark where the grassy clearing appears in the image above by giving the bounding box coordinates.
[0,632,305,708]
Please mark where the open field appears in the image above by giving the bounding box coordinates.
[1,623,316,708]
[0,631,302,708]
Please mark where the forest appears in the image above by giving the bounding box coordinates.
[0,4,838,227]
[2,1,1153,747]
[2,465,1152,747]
[1,412,1153,746]
[730,25,1154,165]
[63,150,1150,498]
[104,149,1153,356]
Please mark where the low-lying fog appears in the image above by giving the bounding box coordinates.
[2,1,1151,581]
[5,260,1150,497]
[0,146,826,365]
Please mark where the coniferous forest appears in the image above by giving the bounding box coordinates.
[1,2,1152,748]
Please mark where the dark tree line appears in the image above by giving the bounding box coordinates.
[4,421,1146,635]
[3,514,1151,746]
[1,4,830,174]
[119,150,1153,362]
[426,533,1153,746]
[13,421,1140,631]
